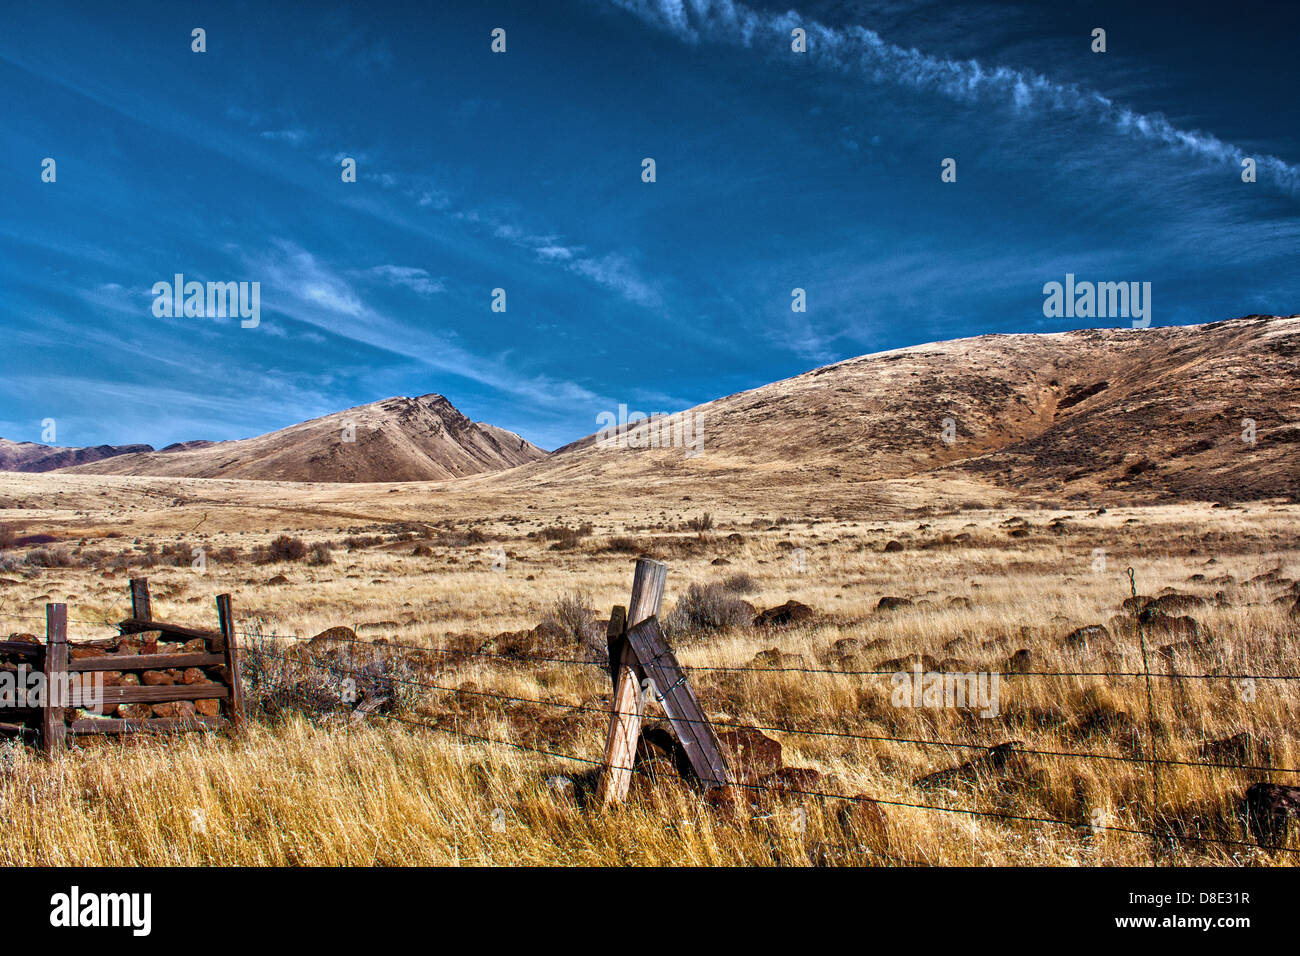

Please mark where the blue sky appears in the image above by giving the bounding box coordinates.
[3,0,1297,451]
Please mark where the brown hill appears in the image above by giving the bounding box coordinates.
[504,314,1300,505]
[59,394,546,483]
[0,439,154,473]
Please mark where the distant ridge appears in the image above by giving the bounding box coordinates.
[50,394,546,483]
[0,439,153,473]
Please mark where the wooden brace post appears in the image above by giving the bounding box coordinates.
[597,558,666,803]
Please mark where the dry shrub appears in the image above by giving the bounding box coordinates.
[240,626,417,718]
[254,535,307,564]
[539,522,594,550]
[307,542,334,566]
[23,547,76,568]
[721,571,759,594]
[686,513,714,534]
[666,582,755,636]
[544,591,604,657]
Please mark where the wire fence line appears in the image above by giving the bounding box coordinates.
[238,629,1300,858]
[233,625,1300,682]
[247,645,1300,778]
[3,602,1296,859]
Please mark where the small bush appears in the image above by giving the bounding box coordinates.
[665,582,755,635]
[721,571,758,594]
[544,592,604,658]
[539,522,594,550]
[160,542,195,566]
[686,513,714,534]
[604,536,640,553]
[254,535,308,564]
[24,547,76,568]
[307,542,334,566]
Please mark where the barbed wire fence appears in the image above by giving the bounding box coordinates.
[227,612,1300,862]
[3,565,1298,864]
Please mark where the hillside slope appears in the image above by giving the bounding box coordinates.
[59,394,547,483]
[505,315,1300,504]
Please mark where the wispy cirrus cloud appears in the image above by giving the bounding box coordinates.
[364,264,446,297]
[606,0,1300,197]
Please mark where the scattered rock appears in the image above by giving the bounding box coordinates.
[717,726,784,784]
[1006,648,1034,673]
[877,653,942,672]
[875,596,913,611]
[1062,625,1109,648]
[309,625,358,645]
[1243,783,1300,844]
[914,741,1025,791]
[757,766,822,792]
[1121,595,1152,614]
[1200,732,1272,767]
[753,600,815,627]
[1147,593,1208,615]
[1138,608,1204,641]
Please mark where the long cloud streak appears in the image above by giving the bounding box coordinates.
[609,0,1300,197]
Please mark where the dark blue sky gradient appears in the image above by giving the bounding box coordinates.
[2,0,1297,450]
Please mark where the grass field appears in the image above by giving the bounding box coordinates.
[1,472,1298,865]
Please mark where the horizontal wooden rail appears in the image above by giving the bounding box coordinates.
[97,684,229,708]
[71,715,229,735]
[69,652,226,673]
[0,641,44,658]
[118,618,220,643]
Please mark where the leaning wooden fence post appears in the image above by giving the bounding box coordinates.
[215,594,245,732]
[129,577,152,622]
[42,603,68,756]
[597,558,667,804]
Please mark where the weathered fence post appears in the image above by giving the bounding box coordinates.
[129,577,152,622]
[42,603,68,756]
[215,594,244,732]
[597,558,667,803]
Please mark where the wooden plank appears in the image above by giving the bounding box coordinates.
[597,559,667,804]
[118,618,220,643]
[216,594,244,732]
[0,640,44,659]
[129,578,152,621]
[42,604,68,756]
[624,616,731,789]
[70,715,229,735]
[68,652,225,673]
[96,684,229,708]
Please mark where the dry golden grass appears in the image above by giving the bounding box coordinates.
[1,471,1298,866]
